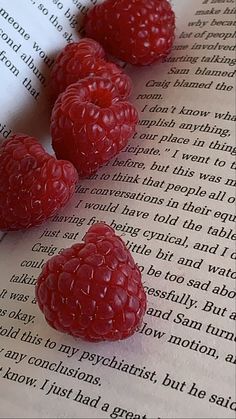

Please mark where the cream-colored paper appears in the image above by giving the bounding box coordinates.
[0,0,235,417]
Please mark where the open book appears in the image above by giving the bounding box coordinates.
[0,0,235,417]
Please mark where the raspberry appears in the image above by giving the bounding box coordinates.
[36,223,147,342]
[92,61,132,100]
[0,134,78,231]
[84,0,176,65]
[50,38,132,100]
[50,76,138,177]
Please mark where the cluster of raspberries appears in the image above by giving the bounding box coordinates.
[0,0,175,232]
[0,0,175,342]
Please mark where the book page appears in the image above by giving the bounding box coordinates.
[0,0,235,418]
[0,0,97,142]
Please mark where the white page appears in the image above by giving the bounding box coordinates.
[0,0,235,418]
[0,0,98,144]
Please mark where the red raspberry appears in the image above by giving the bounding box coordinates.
[50,76,138,177]
[0,134,78,231]
[36,223,147,342]
[92,61,132,100]
[84,0,176,65]
[50,38,132,100]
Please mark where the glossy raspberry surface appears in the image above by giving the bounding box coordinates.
[50,76,138,177]
[0,134,78,231]
[50,38,132,100]
[85,0,175,65]
[91,61,132,100]
[36,223,147,342]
